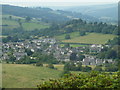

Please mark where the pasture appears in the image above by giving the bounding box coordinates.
[2,64,61,88]
[56,32,116,44]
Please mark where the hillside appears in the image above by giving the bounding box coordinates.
[2,14,49,31]
[64,3,118,24]
[2,5,98,23]
[60,33,116,44]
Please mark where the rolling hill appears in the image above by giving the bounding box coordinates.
[2,4,99,23]
[64,3,118,24]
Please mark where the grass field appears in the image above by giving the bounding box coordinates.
[60,44,88,47]
[2,19,19,26]
[56,32,116,44]
[22,22,49,31]
[2,64,61,88]
[2,14,49,31]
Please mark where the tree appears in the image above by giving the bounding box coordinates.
[64,62,71,71]
[77,62,82,71]
[94,66,103,71]
[25,49,33,56]
[65,34,71,39]
[78,54,85,61]
[9,16,12,20]
[79,31,86,36]
[25,16,31,22]
[82,66,92,72]
[105,50,117,59]
[70,53,77,61]
[9,55,16,62]
[60,70,71,77]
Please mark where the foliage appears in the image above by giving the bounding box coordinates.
[37,71,120,88]
[65,34,71,39]
[36,62,43,67]
[25,16,31,22]
[93,65,103,72]
[64,62,91,72]
[82,66,92,72]
[25,49,33,56]
[79,31,86,36]
[47,64,55,69]
[70,53,77,61]
[60,70,71,77]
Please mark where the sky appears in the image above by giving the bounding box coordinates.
[1,0,119,7]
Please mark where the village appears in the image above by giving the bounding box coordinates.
[1,37,115,66]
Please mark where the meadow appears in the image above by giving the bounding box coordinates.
[2,64,61,88]
[55,32,116,44]
[2,14,49,31]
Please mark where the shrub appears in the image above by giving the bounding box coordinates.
[94,66,103,71]
[36,62,43,67]
[105,66,118,72]
[65,34,71,39]
[47,64,54,69]
[82,66,92,72]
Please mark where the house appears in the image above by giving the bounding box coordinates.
[13,52,27,60]
[89,44,103,53]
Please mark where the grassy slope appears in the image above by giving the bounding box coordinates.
[2,64,61,88]
[22,23,49,31]
[55,32,116,44]
[2,14,49,31]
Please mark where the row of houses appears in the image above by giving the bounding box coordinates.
[0,37,113,65]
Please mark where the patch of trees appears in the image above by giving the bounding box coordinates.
[15,53,59,64]
[62,19,118,35]
[2,5,69,23]
[70,53,85,61]
[97,48,118,59]
[64,62,92,72]
[37,71,120,88]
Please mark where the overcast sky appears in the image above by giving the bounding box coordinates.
[1,0,119,7]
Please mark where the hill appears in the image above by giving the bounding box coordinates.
[64,3,118,24]
[2,5,99,23]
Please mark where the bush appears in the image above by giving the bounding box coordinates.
[82,66,92,72]
[105,66,118,72]
[60,70,71,77]
[47,64,54,69]
[36,62,43,67]
[65,34,71,39]
[94,66,103,72]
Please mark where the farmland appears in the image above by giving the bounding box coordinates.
[2,14,49,31]
[56,32,116,44]
[2,64,61,88]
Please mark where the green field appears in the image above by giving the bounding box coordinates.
[22,22,49,31]
[55,32,116,44]
[2,19,19,26]
[2,64,61,88]
[2,14,49,31]
[60,44,88,47]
